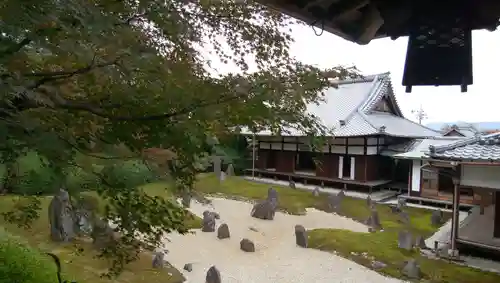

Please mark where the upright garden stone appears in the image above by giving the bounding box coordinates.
[202,212,216,232]
[267,187,278,202]
[240,238,255,252]
[328,193,342,212]
[294,225,308,248]
[399,211,410,225]
[397,198,407,210]
[213,156,222,179]
[219,171,226,182]
[366,195,372,207]
[366,209,382,229]
[152,250,165,269]
[183,263,193,272]
[217,223,230,239]
[48,188,76,242]
[431,209,444,226]
[74,207,93,236]
[206,266,221,283]
[312,187,320,196]
[398,230,413,250]
[203,210,220,220]
[226,164,234,176]
[414,235,428,249]
[289,180,296,189]
[401,259,421,279]
[251,200,275,220]
[182,190,191,208]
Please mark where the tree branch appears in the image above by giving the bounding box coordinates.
[53,91,246,121]
[0,37,32,59]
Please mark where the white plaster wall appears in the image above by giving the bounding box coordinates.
[411,160,421,192]
[461,165,500,189]
[260,143,378,155]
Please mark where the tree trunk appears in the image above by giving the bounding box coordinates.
[1,161,18,194]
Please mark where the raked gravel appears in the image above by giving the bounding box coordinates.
[164,197,407,283]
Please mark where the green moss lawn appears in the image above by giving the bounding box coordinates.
[194,174,500,283]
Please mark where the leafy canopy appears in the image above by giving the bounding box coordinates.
[0,0,356,275]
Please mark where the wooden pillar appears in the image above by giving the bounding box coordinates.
[450,175,460,254]
[494,191,500,238]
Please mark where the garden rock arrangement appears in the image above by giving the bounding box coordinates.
[401,259,421,279]
[294,225,308,248]
[240,238,256,252]
[398,231,413,250]
[164,196,389,283]
[48,188,76,242]
[206,265,222,283]
[217,223,230,239]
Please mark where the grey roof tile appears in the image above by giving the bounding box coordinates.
[386,137,465,159]
[428,132,500,161]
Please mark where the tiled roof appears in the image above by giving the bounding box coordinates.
[243,72,442,138]
[427,132,500,161]
[387,137,465,159]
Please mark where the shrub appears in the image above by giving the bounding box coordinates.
[0,227,57,283]
[101,160,159,189]
[7,152,59,195]
[65,166,100,193]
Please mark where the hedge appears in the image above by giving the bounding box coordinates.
[0,226,58,283]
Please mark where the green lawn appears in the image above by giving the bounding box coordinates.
[0,182,202,283]
[195,174,500,283]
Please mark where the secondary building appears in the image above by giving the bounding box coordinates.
[424,132,500,255]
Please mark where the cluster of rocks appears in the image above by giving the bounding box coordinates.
[49,188,108,244]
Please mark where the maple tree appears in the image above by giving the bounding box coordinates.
[0,0,356,273]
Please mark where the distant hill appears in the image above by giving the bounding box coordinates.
[426,121,500,132]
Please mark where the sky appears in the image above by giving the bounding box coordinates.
[206,22,500,124]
